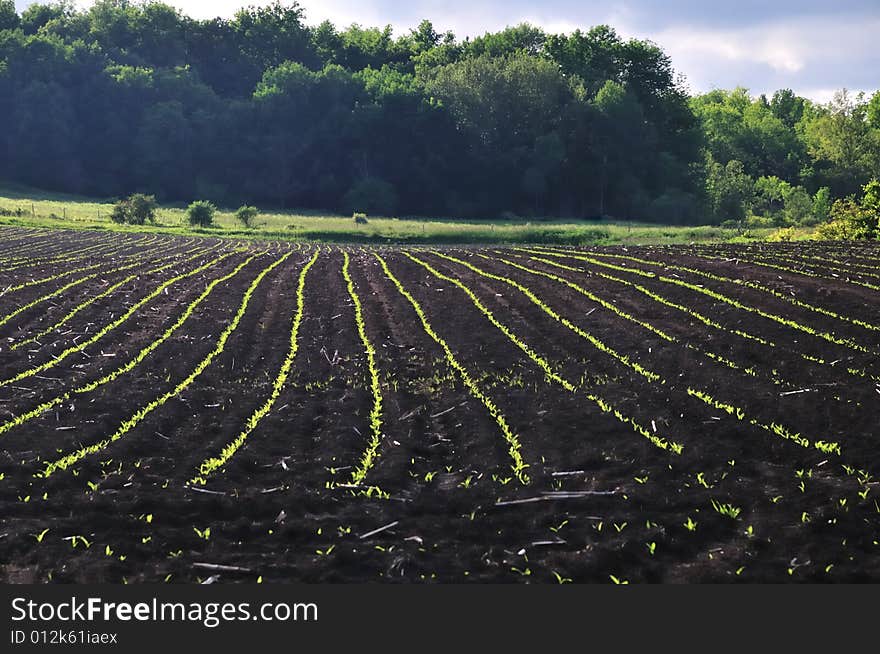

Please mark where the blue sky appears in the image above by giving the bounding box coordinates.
[13,1,880,102]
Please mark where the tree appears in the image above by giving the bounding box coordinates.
[811,187,833,223]
[816,180,880,240]
[186,200,216,226]
[110,193,158,224]
[705,157,754,223]
[10,80,79,190]
[343,177,398,215]
[769,89,806,128]
[19,1,74,35]
[802,90,880,197]
[868,91,880,129]
[235,205,259,228]
[0,1,871,225]
[135,100,193,199]
[0,0,19,32]
[691,87,805,182]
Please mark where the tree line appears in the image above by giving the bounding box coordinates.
[1,0,878,225]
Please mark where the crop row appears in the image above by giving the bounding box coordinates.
[7,244,219,351]
[192,250,318,485]
[0,232,129,268]
[376,252,532,483]
[340,252,385,489]
[0,252,235,389]
[39,251,292,478]
[608,247,880,336]
[0,240,206,332]
[484,251,769,382]
[1,234,162,273]
[0,253,263,438]
[689,246,880,292]
[403,252,682,455]
[425,250,842,459]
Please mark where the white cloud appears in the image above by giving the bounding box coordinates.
[638,16,880,97]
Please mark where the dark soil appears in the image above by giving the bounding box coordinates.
[1,229,878,584]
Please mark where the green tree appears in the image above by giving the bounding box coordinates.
[811,187,832,224]
[234,205,259,228]
[186,200,216,226]
[343,177,398,215]
[135,100,193,199]
[110,193,158,224]
[769,89,806,128]
[782,185,813,225]
[802,90,880,197]
[691,87,805,182]
[0,0,19,31]
[816,180,880,240]
[868,91,880,129]
[705,156,754,223]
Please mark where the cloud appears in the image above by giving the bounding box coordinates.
[640,15,880,98]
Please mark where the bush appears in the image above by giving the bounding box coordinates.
[816,182,880,240]
[353,212,368,224]
[186,200,217,227]
[745,214,775,228]
[109,194,157,225]
[767,227,797,242]
[816,198,876,240]
[235,205,259,228]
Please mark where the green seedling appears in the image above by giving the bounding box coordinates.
[710,500,741,519]
[193,526,211,540]
[552,571,572,584]
[550,520,568,533]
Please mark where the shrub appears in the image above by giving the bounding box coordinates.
[811,187,833,224]
[815,182,880,241]
[816,198,875,240]
[186,200,217,227]
[353,212,368,224]
[767,227,797,242]
[235,205,259,228]
[745,214,775,228]
[109,194,157,225]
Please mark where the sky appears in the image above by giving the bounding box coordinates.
[13,0,880,103]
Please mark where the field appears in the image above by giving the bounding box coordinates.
[0,225,878,584]
[0,184,782,246]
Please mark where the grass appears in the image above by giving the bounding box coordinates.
[0,183,795,245]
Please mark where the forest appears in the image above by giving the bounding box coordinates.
[1,0,879,224]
